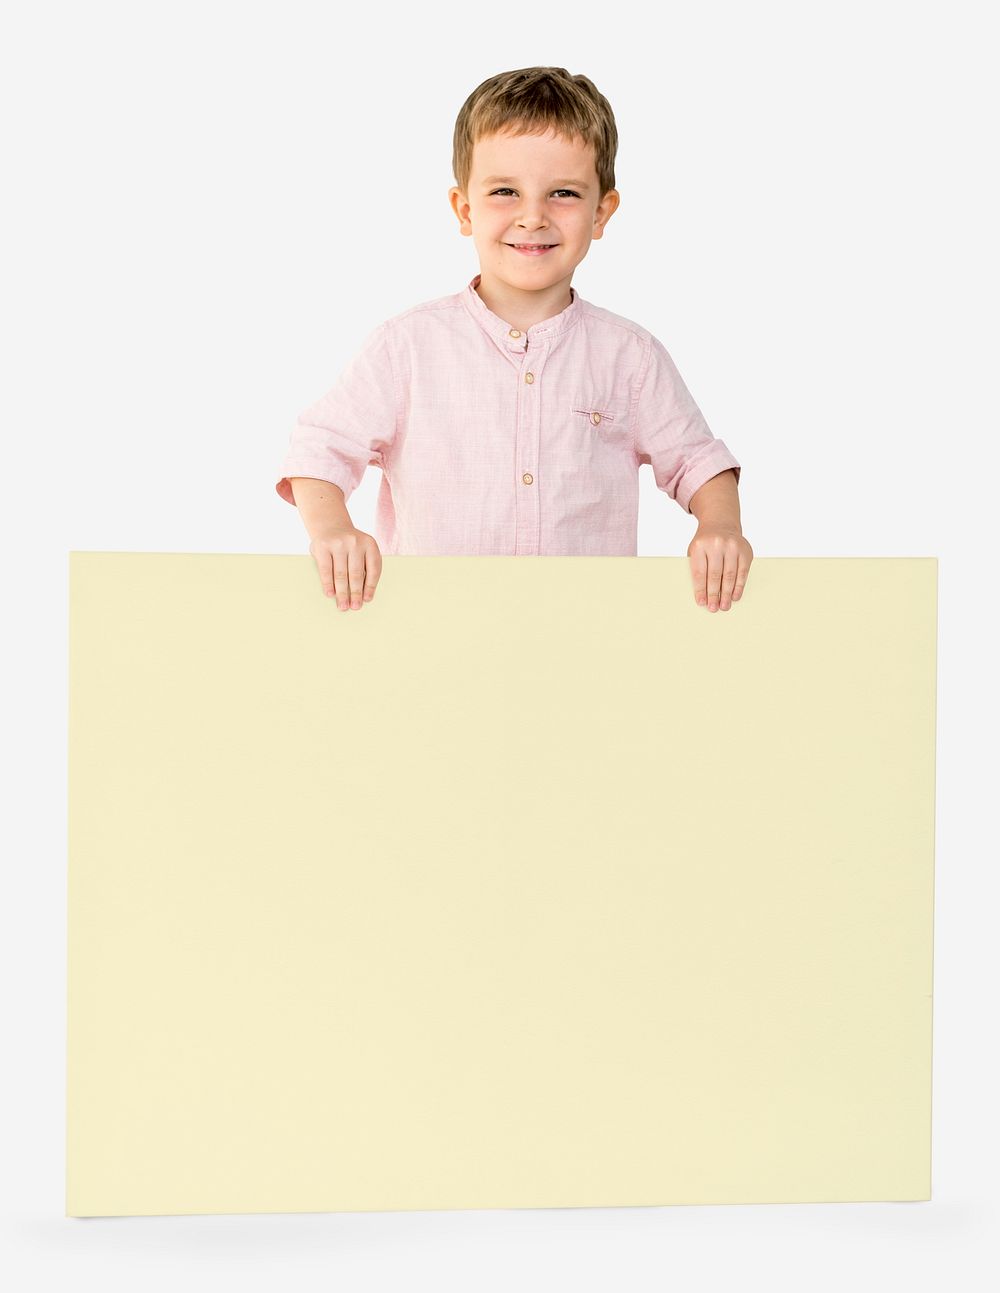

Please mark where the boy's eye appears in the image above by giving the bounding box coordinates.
[489,188,581,199]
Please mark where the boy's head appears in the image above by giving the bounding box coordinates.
[449,68,620,300]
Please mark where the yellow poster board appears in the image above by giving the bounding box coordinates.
[66,553,936,1216]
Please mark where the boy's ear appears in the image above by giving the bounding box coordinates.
[592,189,621,239]
[448,186,471,231]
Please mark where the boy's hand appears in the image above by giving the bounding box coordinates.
[309,526,382,611]
[687,525,753,612]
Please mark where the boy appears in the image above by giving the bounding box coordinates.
[276,67,752,614]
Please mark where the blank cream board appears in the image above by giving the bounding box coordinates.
[66,553,936,1216]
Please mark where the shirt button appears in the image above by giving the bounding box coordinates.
[525,372,535,384]
[508,328,521,338]
[591,411,601,425]
[522,472,534,485]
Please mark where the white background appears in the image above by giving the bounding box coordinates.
[2,0,998,1288]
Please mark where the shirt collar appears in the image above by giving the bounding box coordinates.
[460,273,582,352]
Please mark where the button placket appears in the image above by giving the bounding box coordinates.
[514,334,545,555]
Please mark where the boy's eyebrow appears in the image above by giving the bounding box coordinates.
[481,176,591,189]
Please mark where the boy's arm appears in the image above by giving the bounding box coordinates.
[689,468,742,531]
[275,322,398,515]
[632,333,741,515]
[286,478,355,538]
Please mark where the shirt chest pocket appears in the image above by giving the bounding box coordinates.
[569,396,630,445]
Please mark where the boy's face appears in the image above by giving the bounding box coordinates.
[450,127,619,299]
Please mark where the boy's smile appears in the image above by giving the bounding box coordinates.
[450,126,619,330]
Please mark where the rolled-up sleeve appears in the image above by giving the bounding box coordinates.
[632,333,741,514]
[275,322,398,506]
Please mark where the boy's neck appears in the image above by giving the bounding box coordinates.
[474,271,575,334]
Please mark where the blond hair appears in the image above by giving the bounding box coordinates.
[452,67,618,198]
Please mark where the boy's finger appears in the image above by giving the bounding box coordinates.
[348,548,366,609]
[333,561,351,610]
[720,552,738,608]
[705,551,724,610]
[690,549,707,605]
[363,545,382,601]
[732,550,750,601]
[317,553,336,599]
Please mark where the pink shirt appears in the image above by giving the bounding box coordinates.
[275,273,741,556]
